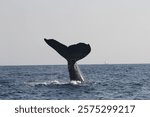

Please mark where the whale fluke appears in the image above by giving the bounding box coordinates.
[44,38,91,82]
[44,39,91,62]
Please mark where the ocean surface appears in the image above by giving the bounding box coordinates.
[0,64,150,100]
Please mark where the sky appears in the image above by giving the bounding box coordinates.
[0,0,150,65]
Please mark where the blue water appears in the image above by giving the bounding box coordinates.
[0,64,150,100]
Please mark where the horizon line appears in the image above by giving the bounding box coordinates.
[0,63,150,67]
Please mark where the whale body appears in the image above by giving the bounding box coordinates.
[44,39,91,82]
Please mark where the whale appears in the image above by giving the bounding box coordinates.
[44,39,91,82]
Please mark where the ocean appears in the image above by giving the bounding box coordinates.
[0,64,150,100]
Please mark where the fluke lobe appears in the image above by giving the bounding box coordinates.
[44,39,91,82]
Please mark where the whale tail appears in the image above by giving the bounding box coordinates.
[44,39,91,62]
[44,38,91,82]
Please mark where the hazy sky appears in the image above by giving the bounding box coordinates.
[0,0,150,65]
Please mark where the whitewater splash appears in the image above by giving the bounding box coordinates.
[69,80,82,85]
[25,80,64,86]
[25,80,82,86]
